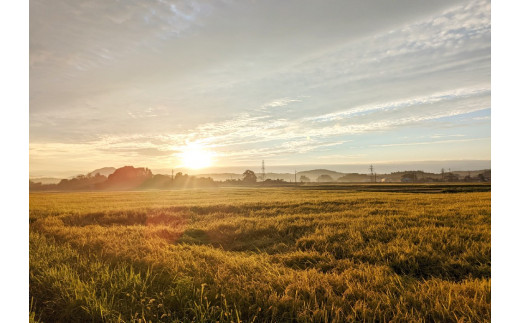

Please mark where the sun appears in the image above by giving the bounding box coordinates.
[179,143,215,169]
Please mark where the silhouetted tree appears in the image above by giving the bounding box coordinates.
[174,172,189,185]
[55,173,107,190]
[242,170,257,184]
[103,166,153,189]
[299,175,311,183]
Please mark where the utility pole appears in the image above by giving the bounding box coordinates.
[171,169,174,181]
[261,160,266,181]
[295,170,297,185]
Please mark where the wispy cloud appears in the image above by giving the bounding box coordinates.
[316,154,367,160]
[371,137,489,148]
[30,0,491,173]
[430,134,466,139]
[262,98,302,108]
[305,87,489,123]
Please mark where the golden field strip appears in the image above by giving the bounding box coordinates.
[29,186,491,322]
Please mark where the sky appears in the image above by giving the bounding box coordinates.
[29,0,491,177]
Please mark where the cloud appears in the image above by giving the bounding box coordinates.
[370,137,489,148]
[262,98,302,108]
[30,0,490,172]
[430,134,466,139]
[316,154,367,160]
[304,87,489,123]
[36,83,487,166]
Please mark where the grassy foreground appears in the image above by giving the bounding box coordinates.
[29,187,490,322]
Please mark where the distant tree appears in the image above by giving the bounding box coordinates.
[29,180,58,191]
[300,175,311,183]
[317,174,333,182]
[172,172,188,186]
[103,166,153,189]
[262,178,287,186]
[443,172,459,182]
[29,181,43,190]
[401,172,416,183]
[242,170,257,184]
[174,172,188,181]
[140,173,216,189]
[141,174,174,189]
[337,173,370,182]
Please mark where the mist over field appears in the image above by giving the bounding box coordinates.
[159,160,492,176]
[30,160,490,180]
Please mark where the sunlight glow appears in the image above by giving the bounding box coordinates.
[179,143,215,169]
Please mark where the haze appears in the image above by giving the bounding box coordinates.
[30,0,490,177]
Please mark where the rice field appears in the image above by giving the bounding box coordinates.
[29,186,491,322]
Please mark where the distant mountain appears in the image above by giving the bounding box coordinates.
[88,167,116,177]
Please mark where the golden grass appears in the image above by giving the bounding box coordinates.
[30,188,490,322]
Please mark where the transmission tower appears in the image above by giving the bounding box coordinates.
[369,165,374,182]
